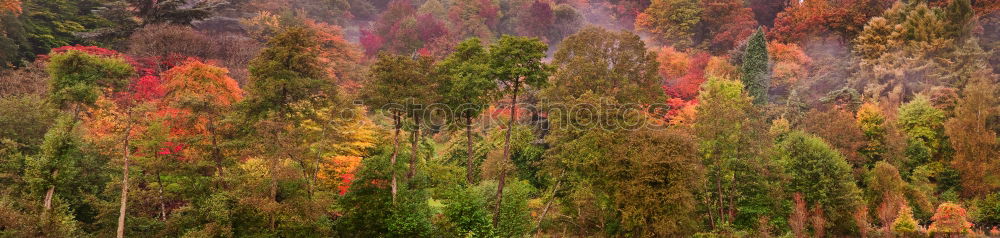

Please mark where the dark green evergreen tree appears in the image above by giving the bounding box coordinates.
[740,28,770,105]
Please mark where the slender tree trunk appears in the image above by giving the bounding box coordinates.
[157,172,166,221]
[42,187,52,208]
[117,123,133,238]
[717,176,726,224]
[44,104,77,213]
[494,84,519,228]
[43,104,81,215]
[43,170,56,211]
[268,131,279,232]
[390,113,401,203]
[534,171,563,236]
[465,115,474,184]
[703,196,717,230]
[212,130,223,179]
[407,116,421,179]
[288,153,313,199]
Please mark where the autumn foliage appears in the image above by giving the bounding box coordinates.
[158,59,242,145]
[701,0,757,52]
[767,42,811,91]
[771,0,894,43]
[0,0,20,15]
[161,59,243,107]
[3,0,1000,237]
[929,202,974,235]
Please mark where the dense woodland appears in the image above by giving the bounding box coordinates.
[0,0,998,237]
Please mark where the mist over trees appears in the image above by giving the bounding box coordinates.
[0,0,998,237]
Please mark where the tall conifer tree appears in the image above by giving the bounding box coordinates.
[740,28,770,105]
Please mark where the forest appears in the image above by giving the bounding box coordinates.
[0,0,998,237]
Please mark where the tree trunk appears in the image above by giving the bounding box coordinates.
[117,123,133,238]
[494,84,519,228]
[288,153,313,199]
[43,174,56,211]
[44,107,75,213]
[206,114,229,191]
[211,126,223,182]
[157,172,166,221]
[534,172,563,236]
[390,113,401,203]
[717,176,726,224]
[703,196,717,230]
[407,116,420,179]
[465,115,474,184]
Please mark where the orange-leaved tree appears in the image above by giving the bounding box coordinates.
[929,202,974,235]
[0,0,20,15]
[159,58,242,179]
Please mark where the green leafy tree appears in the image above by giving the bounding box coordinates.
[546,26,664,105]
[870,161,906,206]
[693,77,781,230]
[477,179,534,238]
[244,27,329,118]
[856,103,887,162]
[363,52,439,200]
[545,92,704,236]
[484,35,551,227]
[869,160,909,231]
[776,131,862,233]
[46,50,133,110]
[0,10,30,68]
[898,95,947,162]
[237,27,348,236]
[740,28,770,105]
[0,95,57,153]
[36,48,132,221]
[13,0,117,65]
[437,38,494,184]
[25,115,86,213]
[974,192,1000,229]
[441,186,494,237]
[397,56,438,181]
[335,146,433,237]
